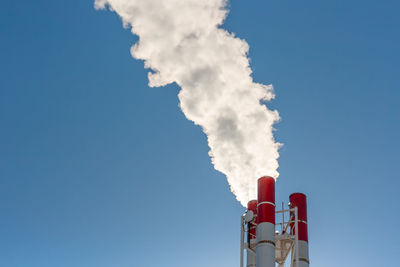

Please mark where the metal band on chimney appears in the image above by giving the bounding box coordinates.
[257,201,276,207]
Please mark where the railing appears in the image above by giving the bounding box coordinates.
[240,206,300,267]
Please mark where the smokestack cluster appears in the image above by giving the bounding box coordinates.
[242,177,309,267]
[95,0,280,206]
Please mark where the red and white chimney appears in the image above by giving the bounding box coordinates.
[247,200,257,267]
[256,176,276,267]
[290,193,309,267]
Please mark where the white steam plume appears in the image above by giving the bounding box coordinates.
[95,0,280,206]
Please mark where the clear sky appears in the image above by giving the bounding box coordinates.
[0,0,399,266]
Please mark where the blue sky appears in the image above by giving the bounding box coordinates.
[0,0,399,266]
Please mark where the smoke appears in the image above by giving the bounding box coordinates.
[95,0,280,206]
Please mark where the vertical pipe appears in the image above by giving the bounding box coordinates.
[256,176,276,267]
[241,215,244,267]
[290,193,309,267]
[282,202,284,233]
[247,200,257,267]
[295,207,299,267]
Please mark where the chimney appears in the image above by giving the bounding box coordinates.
[290,193,309,267]
[256,176,276,267]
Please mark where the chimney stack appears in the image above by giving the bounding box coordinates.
[256,176,276,267]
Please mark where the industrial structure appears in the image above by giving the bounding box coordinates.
[240,177,309,267]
